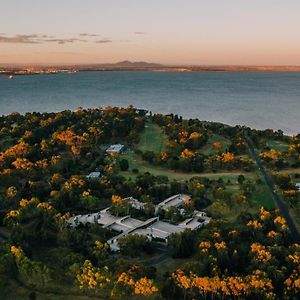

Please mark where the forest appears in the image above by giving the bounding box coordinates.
[0,106,299,299]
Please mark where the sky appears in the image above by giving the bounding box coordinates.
[1,0,300,65]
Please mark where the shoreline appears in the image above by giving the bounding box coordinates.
[0,107,296,137]
[2,66,300,76]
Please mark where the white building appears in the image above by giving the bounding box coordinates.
[68,212,101,227]
[86,172,102,179]
[124,197,146,210]
[67,194,211,251]
[106,144,124,154]
[295,183,300,191]
[155,194,190,214]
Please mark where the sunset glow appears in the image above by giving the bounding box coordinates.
[2,0,300,65]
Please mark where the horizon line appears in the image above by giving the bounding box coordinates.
[2,61,300,68]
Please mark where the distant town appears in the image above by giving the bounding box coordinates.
[1,60,300,76]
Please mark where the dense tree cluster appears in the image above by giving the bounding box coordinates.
[148,114,253,173]
[163,208,300,300]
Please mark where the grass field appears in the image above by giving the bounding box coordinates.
[290,208,300,233]
[122,122,276,220]
[137,123,167,154]
[123,123,249,181]
[0,277,108,300]
[277,168,300,175]
[122,150,250,181]
[200,133,231,155]
[266,139,290,152]
[250,180,276,210]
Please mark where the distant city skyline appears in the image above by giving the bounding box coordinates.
[1,0,300,65]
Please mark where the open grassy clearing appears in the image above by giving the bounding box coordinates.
[250,180,276,210]
[290,208,300,233]
[122,122,276,220]
[121,150,251,181]
[0,277,108,300]
[277,168,300,175]
[137,123,167,154]
[200,133,231,155]
[265,139,290,152]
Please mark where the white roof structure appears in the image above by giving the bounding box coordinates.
[106,144,124,153]
[295,183,300,191]
[86,172,101,179]
[67,194,211,251]
[124,197,145,210]
[67,212,101,227]
[97,208,120,227]
[155,194,190,213]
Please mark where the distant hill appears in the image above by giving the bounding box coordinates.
[113,60,162,67]
[2,61,300,73]
[73,60,163,69]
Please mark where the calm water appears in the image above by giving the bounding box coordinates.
[0,71,299,135]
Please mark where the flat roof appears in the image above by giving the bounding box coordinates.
[157,194,190,210]
[87,172,101,178]
[106,144,124,152]
[179,218,203,230]
[151,221,184,235]
[109,223,130,232]
[67,194,211,250]
[121,217,143,228]
[97,211,119,226]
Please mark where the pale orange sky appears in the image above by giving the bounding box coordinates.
[1,0,300,65]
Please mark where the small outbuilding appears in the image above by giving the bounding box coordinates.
[106,144,124,154]
[86,172,102,179]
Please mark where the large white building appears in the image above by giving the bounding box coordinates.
[67,194,211,251]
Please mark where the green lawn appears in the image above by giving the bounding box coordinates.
[122,124,250,181]
[0,277,107,300]
[277,168,300,175]
[200,133,231,155]
[290,208,300,233]
[266,139,290,152]
[122,150,251,182]
[137,123,167,154]
[250,180,276,210]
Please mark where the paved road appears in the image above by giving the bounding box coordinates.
[245,135,300,241]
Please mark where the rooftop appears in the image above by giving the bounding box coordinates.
[86,171,101,179]
[156,194,190,211]
[106,144,124,153]
[67,194,211,251]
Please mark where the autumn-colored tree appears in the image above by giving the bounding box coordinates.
[213,142,222,151]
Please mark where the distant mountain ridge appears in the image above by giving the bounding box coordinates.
[2,61,300,73]
[0,60,163,69]
[112,60,162,67]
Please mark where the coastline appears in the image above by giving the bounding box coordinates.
[1,71,299,136]
[2,65,300,76]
